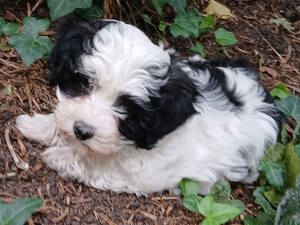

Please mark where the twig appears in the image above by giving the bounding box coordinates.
[32,0,43,14]
[27,2,32,17]
[240,17,285,62]
[4,127,29,170]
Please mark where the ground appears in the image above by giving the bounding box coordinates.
[0,0,299,224]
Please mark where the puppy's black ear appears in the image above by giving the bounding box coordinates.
[116,63,199,149]
[48,19,115,86]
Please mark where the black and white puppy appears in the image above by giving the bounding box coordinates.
[16,19,283,194]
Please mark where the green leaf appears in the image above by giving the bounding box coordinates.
[170,9,201,38]
[182,195,202,212]
[275,96,300,123]
[264,188,284,207]
[159,21,167,33]
[199,15,216,33]
[295,145,300,160]
[47,0,92,20]
[209,180,231,202]
[258,161,284,191]
[271,83,291,99]
[8,33,53,66]
[75,5,103,20]
[214,27,238,46]
[189,42,207,57]
[168,0,187,14]
[253,187,276,214]
[3,84,13,96]
[262,143,285,163]
[0,17,6,35]
[285,143,300,188]
[152,0,167,15]
[256,212,276,225]
[226,199,245,211]
[197,195,214,216]
[0,197,43,225]
[23,17,49,37]
[275,177,300,225]
[180,179,199,197]
[270,18,294,32]
[199,196,243,225]
[2,23,20,36]
[244,215,260,225]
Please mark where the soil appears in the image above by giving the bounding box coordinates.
[0,0,299,224]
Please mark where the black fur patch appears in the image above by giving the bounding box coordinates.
[116,64,199,150]
[261,90,285,134]
[48,19,116,97]
[188,58,246,107]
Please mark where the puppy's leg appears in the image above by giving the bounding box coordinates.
[15,113,57,146]
[42,145,86,182]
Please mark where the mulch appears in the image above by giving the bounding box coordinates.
[0,0,299,224]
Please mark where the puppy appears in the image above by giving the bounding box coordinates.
[16,19,283,194]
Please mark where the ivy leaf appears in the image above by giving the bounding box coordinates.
[199,196,243,225]
[262,143,285,163]
[209,180,231,202]
[204,0,234,19]
[253,187,276,214]
[189,42,207,57]
[182,195,202,212]
[214,27,237,46]
[152,0,167,15]
[271,83,291,99]
[285,143,300,188]
[75,5,103,20]
[180,179,199,197]
[244,215,260,225]
[225,199,245,211]
[2,22,20,36]
[275,176,300,225]
[199,15,216,33]
[23,17,49,37]
[275,96,300,123]
[258,161,284,191]
[8,17,52,66]
[47,0,92,20]
[8,33,53,65]
[0,197,43,225]
[0,17,5,35]
[170,9,201,38]
[264,188,284,207]
[270,18,294,32]
[168,0,187,14]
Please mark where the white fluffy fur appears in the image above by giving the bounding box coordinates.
[16,21,278,194]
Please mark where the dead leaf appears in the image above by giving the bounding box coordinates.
[260,66,280,77]
[0,42,12,51]
[4,10,18,22]
[204,0,235,19]
[270,18,294,32]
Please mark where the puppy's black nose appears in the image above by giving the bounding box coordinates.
[73,121,95,140]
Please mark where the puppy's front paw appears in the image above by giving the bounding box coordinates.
[16,113,57,145]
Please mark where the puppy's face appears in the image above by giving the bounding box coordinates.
[50,20,172,154]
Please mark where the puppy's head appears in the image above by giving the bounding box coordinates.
[50,19,178,154]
